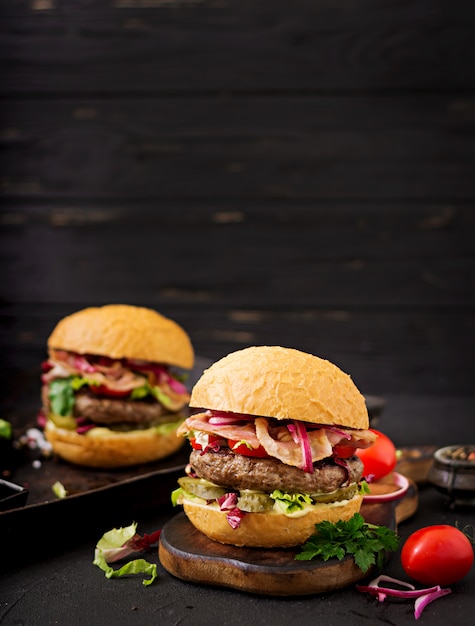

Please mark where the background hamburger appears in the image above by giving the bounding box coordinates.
[173,346,376,548]
[40,304,194,468]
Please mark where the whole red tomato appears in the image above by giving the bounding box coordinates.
[356,429,397,480]
[401,525,474,586]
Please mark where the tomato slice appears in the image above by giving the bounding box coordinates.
[333,444,357,459]
[228,439,269,458]
[189,434,223,451]
[89,384,131,398]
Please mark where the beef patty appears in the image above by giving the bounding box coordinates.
[71,389,184,428]
[189,448,364,495]
[42,386,182,430]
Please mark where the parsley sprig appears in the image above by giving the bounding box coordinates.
[295,513,399,573]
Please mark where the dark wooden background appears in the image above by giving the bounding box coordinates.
[1,0,474,427]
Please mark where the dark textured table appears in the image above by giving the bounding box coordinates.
[1,394,473,625]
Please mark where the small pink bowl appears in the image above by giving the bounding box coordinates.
[363,471,409,503]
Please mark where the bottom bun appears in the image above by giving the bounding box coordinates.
[45,419,184,468]
[182,494,363,548]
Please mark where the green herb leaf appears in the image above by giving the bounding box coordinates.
[295,513,399,573]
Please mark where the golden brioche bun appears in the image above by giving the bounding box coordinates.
[181,494,364,548]
[47,304,194,369]
[44,419,185,468]
[190,346,368,430]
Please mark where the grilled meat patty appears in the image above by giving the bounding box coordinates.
[189,448,363,495]
[72,389,166,425]
[42,385,179,429]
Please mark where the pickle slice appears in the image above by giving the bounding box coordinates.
[237,490,274,512]
[178,477,228,500]
[49,413,77,430]
[310,483,357,503]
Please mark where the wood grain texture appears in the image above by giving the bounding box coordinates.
[1,0,473,94]
[1,96,474,200]
[1,204,473,403]
[2,205,473,307]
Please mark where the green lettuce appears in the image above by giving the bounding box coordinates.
[48,378,77,416]
[0,419,12,439]
[93,522,159,586]
[271,490,313,513]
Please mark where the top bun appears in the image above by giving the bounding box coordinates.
[190,346,368,430]
[48,304,194,369]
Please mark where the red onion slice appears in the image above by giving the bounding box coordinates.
[294,420,314,473]
[357,574,452,620]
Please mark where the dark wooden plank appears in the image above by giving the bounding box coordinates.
[1,204,473,309]
[1,204,473,402]
[0,303,473,406]
[1,95,474,200]
[0,0,473,94]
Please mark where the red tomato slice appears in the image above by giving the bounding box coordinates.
[189,434,222,451]
[228,439,269,458]
[401,525,474,586]
[356,429,397,480]
[333,444,357,459]
[90,384,131,398]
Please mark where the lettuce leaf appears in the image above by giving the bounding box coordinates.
[0,419,12,439]
[154,418,185,435]
[93,522,159,586]
[171,487,184,507]
[48,378,77,416]
[271,490,313,513]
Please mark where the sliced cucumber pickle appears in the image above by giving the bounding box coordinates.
[49,413,77,430]
[178,477,227,500]
[310,483,357,503]
[237,490,274,512]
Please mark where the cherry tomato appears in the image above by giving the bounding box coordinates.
[401,525,474,586]
[90,384,130,398]
[228,439,269,458]
[356,429,397,480]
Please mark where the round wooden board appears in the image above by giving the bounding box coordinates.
[159,496,409,596]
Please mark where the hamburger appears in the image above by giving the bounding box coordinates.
[40,304,194,468]
[173,346,376,548]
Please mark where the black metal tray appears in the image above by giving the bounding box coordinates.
[0,358,212,565]
[0,430,192,564]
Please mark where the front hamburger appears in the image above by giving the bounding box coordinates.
[173,346,376,548]
[40,304,194,468]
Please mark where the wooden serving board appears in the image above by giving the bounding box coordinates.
[159,485,417,596]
